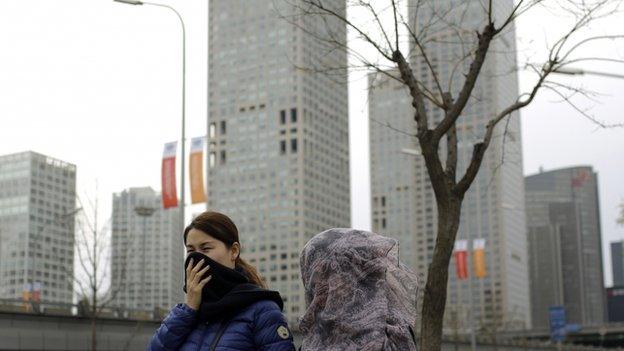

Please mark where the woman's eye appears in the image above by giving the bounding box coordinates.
[200,247,211,251]
[186,250,194,253]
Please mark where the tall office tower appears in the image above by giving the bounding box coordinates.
[369,71,420,269]
[0,151,76,304]
[110,187,182,311]
[612,241,624,287]
[526,167,606,328]
[378,0,530,330]
[208,1,350,324]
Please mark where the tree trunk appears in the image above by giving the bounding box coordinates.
[420,196,462,351]
[91,315,96,351]
[91,268,97,351]
[92,296,97,351]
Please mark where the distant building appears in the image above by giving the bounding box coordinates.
[526,167,606,329]
[0,151,76,304]
[207,0,350,324]
[110,187,182,311]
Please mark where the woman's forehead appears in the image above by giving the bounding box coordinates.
[186,228,218,244]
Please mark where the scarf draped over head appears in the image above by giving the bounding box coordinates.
[299,228,421,351]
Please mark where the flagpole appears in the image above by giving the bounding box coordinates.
[468,238,477,351]
[205,0,210,212]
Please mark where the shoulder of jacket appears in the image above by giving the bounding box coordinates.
[245,299,282,323]
[250,299,281,312]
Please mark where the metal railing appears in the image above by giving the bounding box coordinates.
[0,298,168,321]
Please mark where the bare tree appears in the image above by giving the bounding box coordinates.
[61,191,133,351]
[279,0,624,349]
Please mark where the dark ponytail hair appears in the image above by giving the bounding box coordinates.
[183,211,266,288]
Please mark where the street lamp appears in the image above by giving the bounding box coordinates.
[114,0,187,232]
[553,67,624,80]
[400,148,421,157]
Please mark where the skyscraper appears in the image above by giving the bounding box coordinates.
[369,71,419,269]
[110,187,182,311]
[525,167,606,328]
[611,241,624,287]
[370,0,529,331]
[207,0,350,324]
[0,151,76,305]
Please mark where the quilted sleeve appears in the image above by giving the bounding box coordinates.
[253,301,296,351]
[147,303,198,351]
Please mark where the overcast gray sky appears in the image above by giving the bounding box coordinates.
[1,0,623,286]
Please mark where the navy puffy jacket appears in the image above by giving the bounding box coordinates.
[147,300,295,351]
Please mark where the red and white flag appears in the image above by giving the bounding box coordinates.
[454,239,469,280]
[161,141,178,209]
[189,137,207,204]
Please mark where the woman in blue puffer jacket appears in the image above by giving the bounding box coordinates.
[148,211,295,351]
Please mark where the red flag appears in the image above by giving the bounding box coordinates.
[454,240,468,280]
[161,142,178,209]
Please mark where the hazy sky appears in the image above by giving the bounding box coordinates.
[1,0,623,286]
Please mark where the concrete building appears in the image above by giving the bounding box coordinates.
[611,241,624,287]
[372,0,531,331]
[110,187,182,311]
[525,167,606,329]
[207,0,349,323]
[0,151,76,304]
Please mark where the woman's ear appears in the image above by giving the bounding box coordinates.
[230,242,241,262]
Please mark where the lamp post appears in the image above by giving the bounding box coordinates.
[114,0,187,232]
[553,67,624,80]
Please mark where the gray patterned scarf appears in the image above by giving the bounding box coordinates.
[299,228,421,351]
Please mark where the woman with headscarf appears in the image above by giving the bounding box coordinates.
[299,228,421,351]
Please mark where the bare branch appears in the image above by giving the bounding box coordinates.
[542,79,604,103]
[370,116,418,139]
[392,50,430,136]
[60,264,89,302]
[361,1,394,51]
[402,21,446,102]
[391,0,400,51]
[433,23,496,145]
[294,0,394,61]
[544,85,624,128]
[496,0,535,33]
[454,59,553,195]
